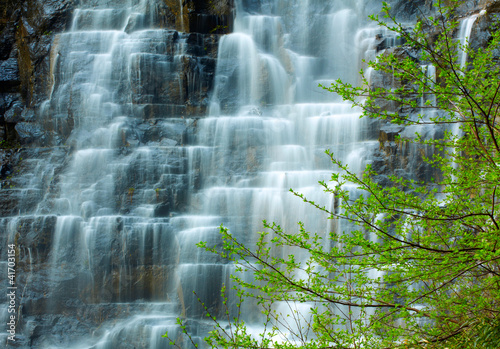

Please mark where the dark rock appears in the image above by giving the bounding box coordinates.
[154,201,171,216]
[0,58,20,92]
[163,0,233,34]
[188,13,232,34]
[379,124,404,142]
[4,101,23,123]
[471,7,500,55]
[14,122,46,145]
[185,32,220,59]
[0,93,21,112]
[0,24,17,60]
[0,162,13,178]
[0,93,23,141]
[374,35,387,52]
[20,108,35,122]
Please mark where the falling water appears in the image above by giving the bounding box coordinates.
[448,14,479,177]
[166,0,385,344]
[1,0,416,348]
[458,14,478,70]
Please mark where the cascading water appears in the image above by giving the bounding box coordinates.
[183,0,385,338]
[458,15,478,70]
[1,0,208,347]
[446,14,479,178]
[1,0,412,347]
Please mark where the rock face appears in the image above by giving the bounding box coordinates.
[371,0,500,188]
[0,0,72,149]
[163,0,233,33]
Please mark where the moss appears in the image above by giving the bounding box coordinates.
[0,139,20,149]
[163,0,191,31]
[163,0,233,33]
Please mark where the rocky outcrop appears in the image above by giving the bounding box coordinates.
[162,0,233,34]
[0,0,74,208]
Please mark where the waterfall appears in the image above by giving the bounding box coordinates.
[173,0,383,344]
[1,0,397,348]
[458,15,478,71]
[448,14,479,178]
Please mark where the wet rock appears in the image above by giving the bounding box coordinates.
[0,162,13,178]
[20,108,35,122]
[0,190,18,215]
[154,201,172,216]
[471,3,500,54]
[4,101,23,123]
[15,0,74,107]
[0,0,234,346]
[121,31,218,118]
[123,12,147,33]
[16,215,58,264]
[387,0,434,20]
[0,93,20,112]
[163,0,233,34]
[15,122,46,145]
[379,124,404,142]
[189,12,232,34]
[0,58,20,92]
[186,32,220,59]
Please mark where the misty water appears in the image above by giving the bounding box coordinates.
[0,0,481,347]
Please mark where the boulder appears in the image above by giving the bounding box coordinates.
[3,101,23,123]
[15,122,46,145]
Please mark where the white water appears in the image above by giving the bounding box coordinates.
[448,14,479,178]
[2,0,409,348]
[458,15,478,70]
[169,0,386,345]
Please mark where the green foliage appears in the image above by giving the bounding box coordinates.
[165,0,500,348]
[0,139,20,149]
[209,24,229,34]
